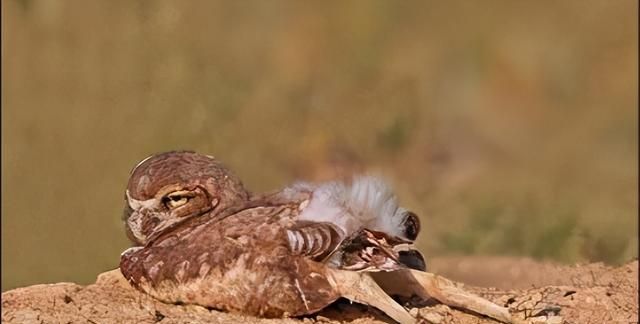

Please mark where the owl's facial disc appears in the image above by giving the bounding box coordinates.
[124,184,219,245]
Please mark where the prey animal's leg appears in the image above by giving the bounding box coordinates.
[329,269,415,324]
[373,269,513,323]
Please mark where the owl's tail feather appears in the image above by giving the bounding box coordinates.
[373,269,513,324]
[329,269,415,324]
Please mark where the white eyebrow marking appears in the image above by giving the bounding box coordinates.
[126,190,157,210]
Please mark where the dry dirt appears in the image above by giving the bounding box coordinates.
[2,257,637,324]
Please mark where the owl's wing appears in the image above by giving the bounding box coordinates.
[120,204,344,317]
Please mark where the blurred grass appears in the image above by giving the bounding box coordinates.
[1,0,637,291]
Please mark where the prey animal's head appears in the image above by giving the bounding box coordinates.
[123,151,250,246]
[398,210,420,241]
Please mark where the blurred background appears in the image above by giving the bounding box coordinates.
[2,1,637,291]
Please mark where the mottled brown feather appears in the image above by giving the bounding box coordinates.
[121,202,340,317]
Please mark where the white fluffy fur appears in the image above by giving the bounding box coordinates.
[295,176,409,239]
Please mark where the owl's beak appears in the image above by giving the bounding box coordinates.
[123,203,141,245]
[123,199,134,222]
[123,190,162,245]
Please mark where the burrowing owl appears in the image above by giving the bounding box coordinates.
[120,152,427,323]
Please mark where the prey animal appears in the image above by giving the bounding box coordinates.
[120,151,513,324]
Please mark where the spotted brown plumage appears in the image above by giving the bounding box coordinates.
[119,152,427,323]
[121,201,341,317]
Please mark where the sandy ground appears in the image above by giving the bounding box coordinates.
[428,256,620,289]
[2,257,638,324]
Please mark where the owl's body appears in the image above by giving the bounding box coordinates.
[121,178,423,317]
[120,151,423,322]
[122,198,339,316]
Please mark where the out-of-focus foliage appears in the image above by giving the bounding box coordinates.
[2,0,637,291]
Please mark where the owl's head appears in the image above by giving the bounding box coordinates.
[123,151,250,245]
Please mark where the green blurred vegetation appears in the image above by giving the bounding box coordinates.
[2,1,637,291]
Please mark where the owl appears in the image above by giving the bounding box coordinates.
[119,152,511,324]
[122,151,424,268]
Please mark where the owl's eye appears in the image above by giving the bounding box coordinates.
[163,191,192,209]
